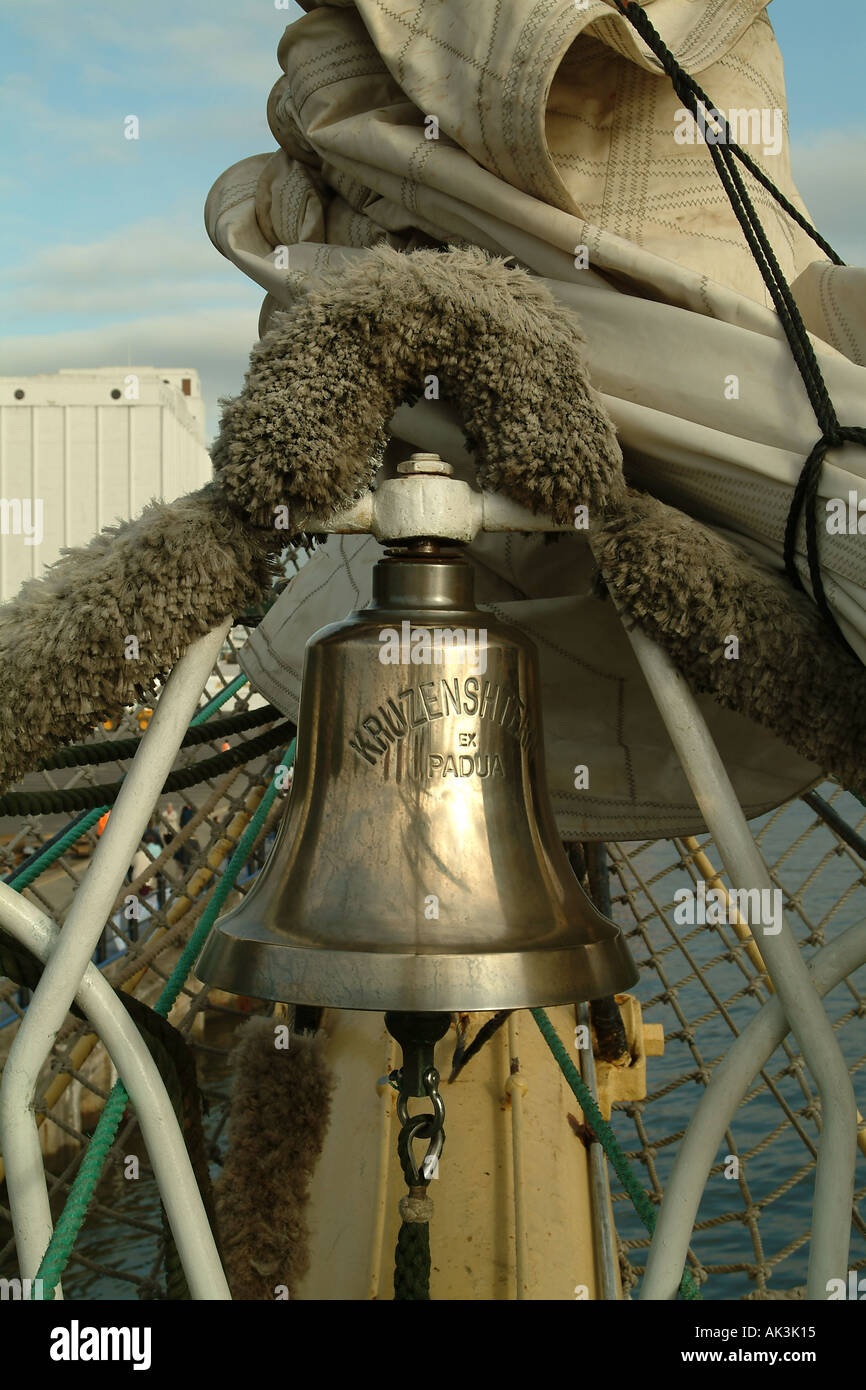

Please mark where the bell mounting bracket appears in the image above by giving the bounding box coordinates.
[293,453,573,544]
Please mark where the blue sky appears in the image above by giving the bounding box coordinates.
[1,0,863,444]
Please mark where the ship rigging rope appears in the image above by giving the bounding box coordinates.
[3,674,253,888]
[614,0,865,654]
[0,721,292,816]
[35,701,280,770]
[803,791,866,863]
[393,1202,433,1301]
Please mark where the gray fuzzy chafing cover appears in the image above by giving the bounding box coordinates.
[0,246,862,797]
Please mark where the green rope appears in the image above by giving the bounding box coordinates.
[9,809,105,891]
[189,673,249,727]
[530,1007,702,1301]
[31,740,295,1299]
[153,737,295,1021]
[394,1219,431,1300]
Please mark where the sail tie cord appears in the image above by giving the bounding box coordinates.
[614,0,863,653]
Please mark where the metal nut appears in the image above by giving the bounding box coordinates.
[397,452,454,477]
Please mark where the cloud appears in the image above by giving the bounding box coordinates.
[788,131,866,267]
[1,215,253,322]
[0,74,139,168]
[0,304,266,446]
[2,7,859,491]
[0,73,273,172]
[1,1,293,183]
[7,0,300,95]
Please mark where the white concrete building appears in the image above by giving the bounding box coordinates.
[0,367,213,602]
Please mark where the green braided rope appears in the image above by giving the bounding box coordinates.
[190,673,249,727]
[32,740,295,1298]
[33,1084,131,1300]
[37,702,278,771]
[119,992,221,1300]
[530,1007,702,1301]
[9,809,105,891]
[394,1219,431,1300]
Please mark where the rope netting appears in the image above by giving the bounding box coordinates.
[0,557,863,1297]
[0,628,285,1294]
[0,542,315,1299]
[604,786,866,1298]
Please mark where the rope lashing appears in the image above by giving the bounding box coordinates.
[531,1007,702,1300]
[783,427,866,621]
[0,721,293,816]
[399,1194,434,1224]
[614,0,862,653]
[31,740,296,1299]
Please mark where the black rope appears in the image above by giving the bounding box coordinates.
[613,3,843,266]
[802,791,866,863]
[36,702,280,770]
[447,1008,512,1083]
[613,1,862,651]
[783,427,866,623]
[0,721,294,817]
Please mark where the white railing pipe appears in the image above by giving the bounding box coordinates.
[0,622,229,1289]
[641,918,866,1299]
[0,885,230,1299]
[615,616,856,1298]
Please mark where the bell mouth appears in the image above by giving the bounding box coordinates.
[194,926,639,1013]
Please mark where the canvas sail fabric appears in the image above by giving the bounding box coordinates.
[203,0,866,833]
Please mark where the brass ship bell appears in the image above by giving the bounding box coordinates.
[195,458,637,1012]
